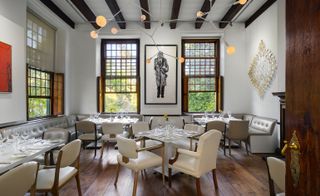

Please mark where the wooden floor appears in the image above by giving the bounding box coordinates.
[59,144,270,196]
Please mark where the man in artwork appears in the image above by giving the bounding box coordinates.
[154,51,169,98]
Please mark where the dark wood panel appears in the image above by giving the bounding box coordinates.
[219,3,245,29]
[70,0,99,29]
[245,0,277,28]
[105,0,126,29]
[170,0,182,29]
[58,144,270,196]
[195,0,215,29]
[40,0,75,29]
[285,0,320,195]
[139,0,151,29]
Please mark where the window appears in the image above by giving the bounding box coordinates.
[26,12,63,119]
[182,39,221,113]
[100,39,140,113]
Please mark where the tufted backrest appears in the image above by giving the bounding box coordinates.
[59,139,82,168]
[206,120,226,133]
[0,161,38,196]
[101,122,123,135]
[197,130,222,176]
[250,117,276,135]
[267,157,285,192]
[43,127,69,144]
[184,124,205,134]
[243,114,255,125]
[132,122,150,135]
[75,121,96,133]
[117,136,138,159]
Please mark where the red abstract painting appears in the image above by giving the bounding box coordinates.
[0,41,12,92]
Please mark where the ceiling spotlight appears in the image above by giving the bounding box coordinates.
[146,58,152,64]
[226,45,236,55]
[196,11,204,18]
[96,15,107,28]
[111,27,119,35]
[90,30,98,39]
[239,0,247,5]
[140,14,147,21]
[178,56,185,63]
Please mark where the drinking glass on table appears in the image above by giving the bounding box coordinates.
[227,111,232,118]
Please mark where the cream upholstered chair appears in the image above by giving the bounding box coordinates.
[267,157,285,196]
[43,127,70,165]
[0,161,39,196]
[36,139,82,196]
[75,121,102,157]
[206,121,227,154]
[168,117,185,129]
[175,124,205,150]
[168,130,222,195]
[114,136,164,196]
[132,122,161,148]
[100,122,123,158]
[226,120,250,155]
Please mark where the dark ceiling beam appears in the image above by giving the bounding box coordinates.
[69,0,100,29]
[40,0,75,29]
[245,0,277,28]
[139,0,150,29]
[219,2,245,29]
[195,0,215,29]
[170,0,182,29]
[105,0,126,29]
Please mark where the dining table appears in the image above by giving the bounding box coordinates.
[0,138,64,174]
[135,126,200,176]
[85,117,139,126]
[193,116,240,126]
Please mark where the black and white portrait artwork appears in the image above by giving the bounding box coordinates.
[145,45,177,105]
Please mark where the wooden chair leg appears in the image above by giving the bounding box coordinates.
[245,140,249,155]
[212,169,218,189]
[195,178,201,196]
[228,138,231,155]
[75,173,82,196]
[133,171,139,196]
[100,141,105,159]
[161,146,165,185]
[94,140,97,157]
[168,167,172,188]
[114,163,121,185]
[223,133,226,155]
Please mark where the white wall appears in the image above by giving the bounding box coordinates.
[0,0,27,123]
[245,0,285,119]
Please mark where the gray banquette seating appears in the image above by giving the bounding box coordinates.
[0,115,77,141]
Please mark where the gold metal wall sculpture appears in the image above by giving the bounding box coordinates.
[248,40,277,97]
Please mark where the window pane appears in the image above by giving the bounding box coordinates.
[188,92,215,112]
[104,93,137,113]
[28,98,51,118]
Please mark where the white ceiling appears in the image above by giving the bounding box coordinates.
[51,0,268,27]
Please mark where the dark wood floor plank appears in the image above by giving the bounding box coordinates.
[56,144,270,196]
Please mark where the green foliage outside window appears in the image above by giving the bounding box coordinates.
[188,92,215,112]
[28,98,51,119]
[105,93,137,113]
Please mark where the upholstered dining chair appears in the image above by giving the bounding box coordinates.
[43,127,70,165]
[168,130,222,196]
[225,120,250,155]
[75,121,102,157]
[100,122,123,158]
[175,124,205,151]
[132,122,162,148]
[114,136,165,196]
[0,161,39,196]
[206,121,227,154]
[267,157,285,196]
[36,139,82,196]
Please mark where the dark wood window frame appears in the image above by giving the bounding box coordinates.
[181,39,222,113]
[100,39,141,114]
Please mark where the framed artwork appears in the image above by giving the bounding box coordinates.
[0,41,12,93]
[144,44,177,105]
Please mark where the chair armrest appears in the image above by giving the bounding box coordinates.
[136,143,163,152]
[177,148,200,158]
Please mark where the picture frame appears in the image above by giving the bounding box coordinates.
[0,41,12,93]
[144,44,177,105]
